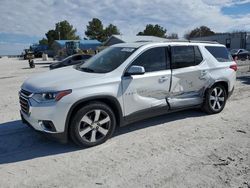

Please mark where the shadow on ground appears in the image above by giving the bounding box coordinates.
[40,65,50,68]
[0,121,78,164]
[0,110,205,164]
[21,67,33,70]
[237,75,250,85]
[22,65,50,69]
[35,62,52,65]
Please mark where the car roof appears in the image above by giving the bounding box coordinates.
[232,48,247,51]
[112,40,224,48]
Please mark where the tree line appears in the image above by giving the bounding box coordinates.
[39,18,215,48]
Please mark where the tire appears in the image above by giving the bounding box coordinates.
[202,84,227,114]
[70,102,116,147]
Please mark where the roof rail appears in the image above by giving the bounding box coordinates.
[189,40,219,44]
[162,39,219,44]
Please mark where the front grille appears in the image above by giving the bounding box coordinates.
[19,89,32,115]
[21,89,32,96]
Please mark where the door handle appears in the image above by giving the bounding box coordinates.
[200,70,208,79]
[159,76,168,83]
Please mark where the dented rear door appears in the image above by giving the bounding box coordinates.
[169,45,208,108]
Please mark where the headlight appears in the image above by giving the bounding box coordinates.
[32,89,72,103]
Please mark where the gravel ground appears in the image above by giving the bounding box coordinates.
[0,57,249,188]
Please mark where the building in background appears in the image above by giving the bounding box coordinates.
[191,32,250,50]
[103,35,166,46]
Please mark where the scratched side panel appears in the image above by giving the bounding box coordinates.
[169,62,213,108]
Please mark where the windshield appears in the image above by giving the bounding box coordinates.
[77,47,137,73]
[62,55,74,62]
[230,49,238,54]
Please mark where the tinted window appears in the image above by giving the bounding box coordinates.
[72,55,82,61]
[82,55,92,59]
[78,47,136,73]
[205,46,233,62]
[132,47,167,72]
[172,46,203,69]
[194,46,203,65]
[172,46,195,69]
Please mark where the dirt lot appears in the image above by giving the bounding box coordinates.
[0,57,249,188]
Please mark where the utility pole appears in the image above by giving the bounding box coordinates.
[58,22,61,40]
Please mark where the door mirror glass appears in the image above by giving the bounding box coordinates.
[125,65,145,76]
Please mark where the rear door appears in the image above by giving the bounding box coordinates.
[169,45,207,108]
[122,47,171,117]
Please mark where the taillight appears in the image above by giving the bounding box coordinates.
[233,56,238,61]
[230,64,238,71]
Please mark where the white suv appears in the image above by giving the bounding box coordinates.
[20,41,237,147]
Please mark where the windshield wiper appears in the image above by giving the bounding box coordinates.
[80,67,95,73]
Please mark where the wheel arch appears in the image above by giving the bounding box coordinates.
[205,80,229,98]
[64,95,123,140]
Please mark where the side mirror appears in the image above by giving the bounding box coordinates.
[125,65,145,76]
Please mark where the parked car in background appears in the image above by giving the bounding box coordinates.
[50,54,92,70]
[20,41,236,147]
[230,49,250,60]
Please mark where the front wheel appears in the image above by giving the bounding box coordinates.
[70,102,116,147]
[202,85,227,114]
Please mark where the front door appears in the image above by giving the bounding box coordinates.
[122,47,171,118]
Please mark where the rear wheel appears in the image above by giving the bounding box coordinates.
[202,84,227,114]
[70,102,116,147]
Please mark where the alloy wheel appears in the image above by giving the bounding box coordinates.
[78,109,111,143]
[209,87,225,111]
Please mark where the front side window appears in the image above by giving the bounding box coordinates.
[131,47,167,72]
[205,46,233,62]
[78,47,136,73]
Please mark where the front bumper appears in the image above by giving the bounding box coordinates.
[21,112,68,143]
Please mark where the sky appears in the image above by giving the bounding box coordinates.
[0,0,250,55]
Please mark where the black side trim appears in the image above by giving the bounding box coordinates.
[122,104,201,126]
[124,106,169,125]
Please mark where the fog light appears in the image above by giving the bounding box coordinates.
[38,120,56,132]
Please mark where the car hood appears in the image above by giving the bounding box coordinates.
[21,66,108,92]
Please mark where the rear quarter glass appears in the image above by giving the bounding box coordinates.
[205,46,233,62]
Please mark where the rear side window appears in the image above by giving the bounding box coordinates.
[205,46,233,62]
[132,47,168,72]
[194,46,203,65]
[171,46,203,69]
